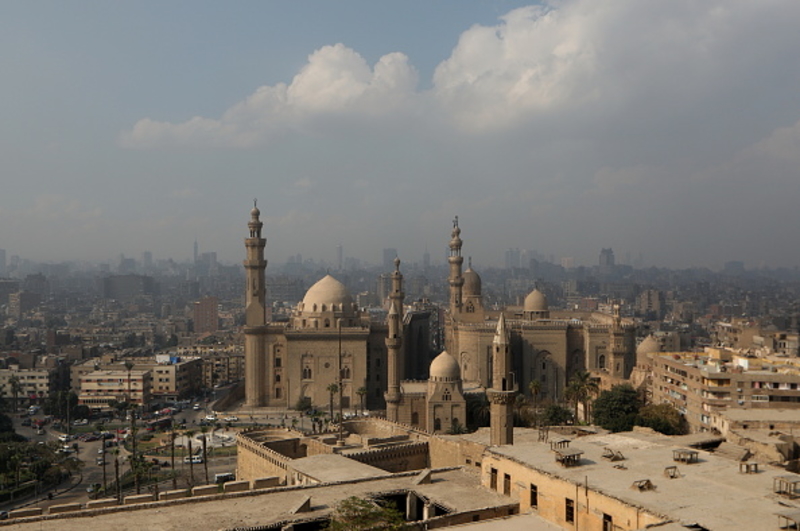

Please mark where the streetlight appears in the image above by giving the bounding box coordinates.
[337,319,344,447]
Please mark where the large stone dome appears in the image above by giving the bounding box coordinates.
[429,351,460,382]
[300,275,354,314]
[636,335,661,356]
[463,267,482,297]
[524,288,548,313]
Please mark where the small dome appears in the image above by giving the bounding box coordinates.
[250,206,260,218]
[524,289,548,312]
[637,335,661,356]
[429,351,460,381]
[463,267,482,296]
[301,275,354,314]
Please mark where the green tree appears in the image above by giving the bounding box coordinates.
[541,403,573,426]
[528,379,542,413]
[565,370,599,423]
[326,496,406,531]
[592,384,642,432]
[636,403,688,435]
[466,394,490,429]
[8,375,21,413]
[200,425,210,484]
[326,383,339,420]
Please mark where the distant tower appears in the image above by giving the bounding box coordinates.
[244,201,268,407]
[193,240,199,264]
[608,302,627,378]
[488,313,516,446]
[336,244,343,271]
[385,258,404,422]
[448,217,464,315]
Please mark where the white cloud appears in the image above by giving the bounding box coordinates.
[120,44,418,149]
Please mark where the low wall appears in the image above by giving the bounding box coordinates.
[49,503,82,514]
[223,480,250,493]
[192,485,219,496]
[87,498,119,509]
[124,493,154,505]
[252,476,280,489]
[8,507,43,518]
[159,489,189,501]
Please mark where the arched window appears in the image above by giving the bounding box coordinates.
[443,389,451,401]
[340,367,351,380]
[322,304,327,312]
[434,418,442,431]
[466,301,475,313]
[324,318,330,328]
[313,304,317,312]
[302,367,312,380]
[599,355,606,370]
[411,412,419,426]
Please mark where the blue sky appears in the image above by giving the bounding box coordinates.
[3,1,800,270]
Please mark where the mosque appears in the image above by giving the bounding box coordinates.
[243,206,636,433]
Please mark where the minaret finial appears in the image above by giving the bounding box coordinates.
[453,215,459,228]
[254,198,257,208]
[468,256,472,268]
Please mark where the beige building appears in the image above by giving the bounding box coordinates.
[243,206,390,411]
[78,369,152,409]
[443,219,636,401]
[650,348,800,432]
[0,366,56,406]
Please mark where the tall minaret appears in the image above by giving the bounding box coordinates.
[385,257,404,422]
[448,217,464,315]
[244,201,268,407]
[609,301,626,379]
[488,313,516,446]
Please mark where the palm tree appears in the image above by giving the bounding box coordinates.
[170,427,178,490]
[566,370,599,423]
[528,379,542,412]
[199,425,209,484]
[8,375,21,413]
[356,387,368,415]
[326,383,339,421]
[185,430,196,487]
[123,360,135,403]
[96,422,108,492]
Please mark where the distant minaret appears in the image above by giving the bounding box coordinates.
[385,257,404,422]
[609,302,627,378]
[244,201,268,407]
[193,239,199,264]
[488,313,516,446]
[448,217,464,315]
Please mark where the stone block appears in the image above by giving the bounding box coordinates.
[223,480,250,493]
[49,503,83,514]
[159,489,189,501]
[289,495,311,514]
[412,468,432,485]
[251,476,280,489]
[8,507,43,518]
[87,498,119,509]
[124,493,154,504]
[192,484,220,497]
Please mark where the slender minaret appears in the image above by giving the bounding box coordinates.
[244,201,268,407]
[488,313,516,446]
[609,301,626,379]
[385,257,404,422]
[448,217,464,315]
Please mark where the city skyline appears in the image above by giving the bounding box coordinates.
[3,1,800,269]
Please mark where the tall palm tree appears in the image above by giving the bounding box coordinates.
[356,387,368,415]
[566,370,599,423]
[170,426,178,490]
[185,430,196,487]
[326,383,339,421]
[96,422,108,492]
[199,425,209,484]
[8,375,21,413]
[123,360,135,403]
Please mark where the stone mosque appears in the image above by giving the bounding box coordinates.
[243,206,636,434]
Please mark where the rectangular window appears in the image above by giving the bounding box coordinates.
[565,498,575,524]
[503,473,511,495]
[530,484,538,509]
[490,468,498,490]
[602,513,613,531]
[274,357,282,368]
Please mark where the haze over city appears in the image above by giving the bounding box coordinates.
[3,1,800,270]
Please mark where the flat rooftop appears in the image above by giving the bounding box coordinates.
[289,453,390,482]
[489,430,799,529]
[4,469,512,531]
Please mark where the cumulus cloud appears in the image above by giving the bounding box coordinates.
[120,44,418,148]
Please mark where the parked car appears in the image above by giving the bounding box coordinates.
[224,416,239,422]
[183,455,203,464]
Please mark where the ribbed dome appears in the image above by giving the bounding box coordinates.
[524,289,548,312]
[463,267,482,296]
[429,351,460,381]
[637,335,661,356]
[301,275,353,313]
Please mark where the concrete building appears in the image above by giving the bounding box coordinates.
[8,290,40,319]
[650,348,800,433]
[193,296,219,334]
[78,369,152,409]
[0,366,56,406]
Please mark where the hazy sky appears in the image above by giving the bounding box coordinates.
[2,1,800,270]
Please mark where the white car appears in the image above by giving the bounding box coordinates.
[224,416,239,422]
[205,414,217,421]
[183,455,203,464]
